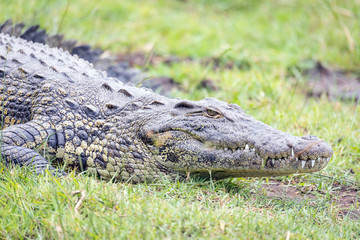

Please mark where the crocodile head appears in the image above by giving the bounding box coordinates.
[140,97,333,180]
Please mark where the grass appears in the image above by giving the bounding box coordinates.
[0,167,358,239]
[0,0,359,239]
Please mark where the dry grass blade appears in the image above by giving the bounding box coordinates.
[71,190,86,214]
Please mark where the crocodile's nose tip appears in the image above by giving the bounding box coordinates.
[309,140,333,157]
[295,135,333,159]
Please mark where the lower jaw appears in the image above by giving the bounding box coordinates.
[188,159,329,179]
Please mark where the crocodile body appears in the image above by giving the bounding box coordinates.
[0,32,333,183]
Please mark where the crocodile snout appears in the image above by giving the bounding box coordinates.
[285,135,333,169]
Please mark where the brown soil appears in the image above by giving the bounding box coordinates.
[114,50,247,71]
[260,179,360,220]
[299,61,360,102]
[113,51,224,93]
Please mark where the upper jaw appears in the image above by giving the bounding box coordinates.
[201,132,333,159]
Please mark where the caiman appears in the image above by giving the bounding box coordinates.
[0,31,333,183]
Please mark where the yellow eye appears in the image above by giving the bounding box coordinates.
[205,109,222,118]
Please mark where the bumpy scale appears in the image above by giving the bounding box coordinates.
[0,33,333,183]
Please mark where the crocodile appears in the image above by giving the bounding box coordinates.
[0,31,333,183]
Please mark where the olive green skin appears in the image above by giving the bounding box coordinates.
[0,33,333,183]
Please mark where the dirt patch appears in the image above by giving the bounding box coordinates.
[260,180,317,200]
[292,60,360,102]
[334,184,360,220]
[260,179,360,220]
[114,50,250,71]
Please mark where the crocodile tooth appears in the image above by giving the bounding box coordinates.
[245,144,249,150]
[271,159,275,165]
[317,157,321,161]
[224,147,228,151]
[291,147,294,157]
[301,160,306,169]
[296,157,299,161]
[311,160,315,167]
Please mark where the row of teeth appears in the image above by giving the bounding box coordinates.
[267,156,331,168]
[214,144,331,168]
[214,144,256,152]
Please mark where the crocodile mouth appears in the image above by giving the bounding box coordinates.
[144,130,332,177]
[205,142,332,169]
[186,139,331,177]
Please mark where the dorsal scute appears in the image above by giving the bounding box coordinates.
[0,32,172,114]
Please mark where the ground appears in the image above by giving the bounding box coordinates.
[0,0,359,239]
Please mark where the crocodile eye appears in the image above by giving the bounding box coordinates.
[205,109,222,118]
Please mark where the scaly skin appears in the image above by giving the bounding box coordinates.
[0,19,153,92]
[0,33,333,183]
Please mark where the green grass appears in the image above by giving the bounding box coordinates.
[0,167,359,239]
[0,0,360,239]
